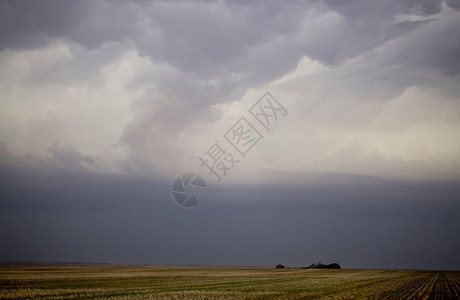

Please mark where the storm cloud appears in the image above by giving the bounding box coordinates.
[1,0,459,269]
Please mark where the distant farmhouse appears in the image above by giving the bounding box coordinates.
[275,264,285,269]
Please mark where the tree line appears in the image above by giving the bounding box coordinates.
[276,262,341,269]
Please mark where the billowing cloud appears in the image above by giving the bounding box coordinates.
[1,1,458,175]
[47,140,94,168]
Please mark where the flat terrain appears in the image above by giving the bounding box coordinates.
[0,266,459,299]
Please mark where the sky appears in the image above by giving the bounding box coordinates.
[1,0,459,270]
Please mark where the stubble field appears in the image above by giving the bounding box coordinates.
[0,266,459,299]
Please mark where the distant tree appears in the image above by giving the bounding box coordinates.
[326,263,341,269]
[275,264,285,269]
[316,262,327,269]
[309,262,327,269]
[305,262,341,269]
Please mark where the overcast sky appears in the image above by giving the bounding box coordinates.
[1,0,459,270]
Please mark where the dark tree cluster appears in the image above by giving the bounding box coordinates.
[275,262,341,269]
[304,262,341,269]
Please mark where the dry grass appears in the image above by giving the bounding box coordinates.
[0,266,458,299]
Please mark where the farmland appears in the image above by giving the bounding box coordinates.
[0,266,459,299]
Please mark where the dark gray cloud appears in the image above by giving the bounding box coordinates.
[0,1,84,50]
[2,0,457,77]
[323,0,444,18]
[0,1,139,51]
[446,0,460,11]
[1,158,459,269]
[388,16,460,76]
[3,0,454,86]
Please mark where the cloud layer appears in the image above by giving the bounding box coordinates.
[1,0,459,180]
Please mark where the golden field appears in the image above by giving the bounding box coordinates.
[1,266,459,299]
